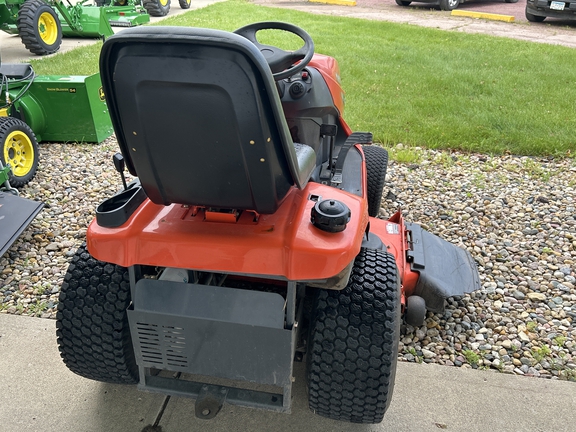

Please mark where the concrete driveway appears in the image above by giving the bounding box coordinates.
[1,313,575,432]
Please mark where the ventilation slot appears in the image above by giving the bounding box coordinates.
[163,326,189,368]
[135,323,189,370]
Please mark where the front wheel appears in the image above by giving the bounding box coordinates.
[179,0,191,9]
[143,0,171,16]
[0,117,39,188]
[17,0,62,56]
[307,248,401,423]
[363,145,388,218]
[439,0,460,11]
[395,0,412,5]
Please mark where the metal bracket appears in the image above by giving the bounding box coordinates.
[195,385,228,420]
[330,132,372,187]
[320,123,338,183]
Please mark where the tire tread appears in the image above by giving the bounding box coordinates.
[143,0,170,16]
[56,245,138,384]
[17,0,62,56]
[363,145,388,217]
[307,248,401,424]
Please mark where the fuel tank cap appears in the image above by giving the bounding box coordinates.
[311,199,351,233]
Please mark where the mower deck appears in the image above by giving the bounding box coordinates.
[406,222,481,312]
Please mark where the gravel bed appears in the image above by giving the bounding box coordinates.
[1,140,575,381]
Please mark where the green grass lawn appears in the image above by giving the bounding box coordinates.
[31,0,576,156]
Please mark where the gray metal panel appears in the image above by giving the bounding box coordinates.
[141,375,288,412]
[133,279,285,328]
[128,279,294,387]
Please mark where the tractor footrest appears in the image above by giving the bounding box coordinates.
[406,222,480,313]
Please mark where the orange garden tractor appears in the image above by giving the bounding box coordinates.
[56,23,480,423]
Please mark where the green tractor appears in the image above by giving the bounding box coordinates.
[142,0,191,16]
[0,0,152,56]
[97,0,192,18]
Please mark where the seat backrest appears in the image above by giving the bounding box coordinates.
[100,27,315,214]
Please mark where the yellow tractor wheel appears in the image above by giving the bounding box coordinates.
[17,0,62,56]
[0,117,39,188]
[143,0,171,17]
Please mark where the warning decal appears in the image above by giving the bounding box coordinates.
[386,223,400,235]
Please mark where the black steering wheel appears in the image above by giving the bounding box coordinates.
[234,22,315,81]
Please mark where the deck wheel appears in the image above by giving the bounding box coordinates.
[405,295,427,327]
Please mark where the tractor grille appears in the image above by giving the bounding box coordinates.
[135,322,189,369]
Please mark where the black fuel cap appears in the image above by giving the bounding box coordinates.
[311,199,351,233]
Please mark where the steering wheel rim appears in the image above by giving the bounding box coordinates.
[234,22,315,81]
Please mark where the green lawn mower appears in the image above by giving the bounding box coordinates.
[0,57,113,256]
[0,97,43,258]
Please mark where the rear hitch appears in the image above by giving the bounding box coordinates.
[195,385,228,420]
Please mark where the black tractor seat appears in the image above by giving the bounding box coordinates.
[100,26,316,214]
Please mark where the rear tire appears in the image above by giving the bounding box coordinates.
[56,245,138,384]
[143,0,171,16]
[179,0,191,9]
[17,0,62,56]
[307,248,401,424]
[395,0,412,5]
[363,145,388,218]
[0,117,39,188]
[526,11,546,22]
[439,0,460,10]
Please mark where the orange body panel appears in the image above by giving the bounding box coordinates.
[369,212,419,300]
[88,181,370,282]
[309,55,346,123]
